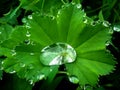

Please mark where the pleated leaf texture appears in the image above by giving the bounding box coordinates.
[1,3,116,86]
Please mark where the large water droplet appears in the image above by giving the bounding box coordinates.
[69,75,79,84]
[40,43,76,66]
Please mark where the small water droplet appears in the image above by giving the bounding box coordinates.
[1,61,4,64]
[9,70,16,74]
[69,75,79,84]
[29,80,34,85]
[113,25,120,32]
[25,23,31,29]
[26,31,31,37]
[30,53,34,56]
[50,69,53,72]
[0,67,4,70]
[83,19,88,23]
[0,32,2,34]
[11,50,16,56]
[40,42,76,66]
[83,84,93,90]
[22,18,27,23]
[28,64,34,69]
[76,4,81,9]
[103,21,110,27]
[31,41,36,46]
[91,21,96,26]
[37,74,45,80]
[28,15,33,19]
[19,62,25,67]
[24,39,31,45]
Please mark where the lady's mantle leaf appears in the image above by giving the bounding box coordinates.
[1,3,116,86]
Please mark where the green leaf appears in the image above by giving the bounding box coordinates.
[2,43,59,84]
[2,3,116,86]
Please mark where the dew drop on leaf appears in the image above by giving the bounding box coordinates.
[30,53,35,56]
[69,75,79,84]
[113,25,120,32]
[22,18,27,23]
[28,15,33,19]
[25,23,31,29]
[19,62,25,67]
[28,64,34,69]
[102,21,111,27]
[83,19,88,24]
[37,74,45,80]
[9,70,16,74]
[11,50,16,56]
[29,80,34,85]
[26,31,31,37]
[91,21,96,26]
[24,39,31,45]
[40,43,76,66]
[76,4,81,9]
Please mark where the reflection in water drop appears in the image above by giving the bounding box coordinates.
[69,75,79,84]
[40,43,76,66]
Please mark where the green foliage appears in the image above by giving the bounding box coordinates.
[0,0,119,89]
[0,2,116,87]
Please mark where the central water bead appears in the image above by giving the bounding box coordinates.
[40,42,77,66]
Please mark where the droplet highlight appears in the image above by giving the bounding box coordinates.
[40,42,76,66]
[69,75,79,84]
